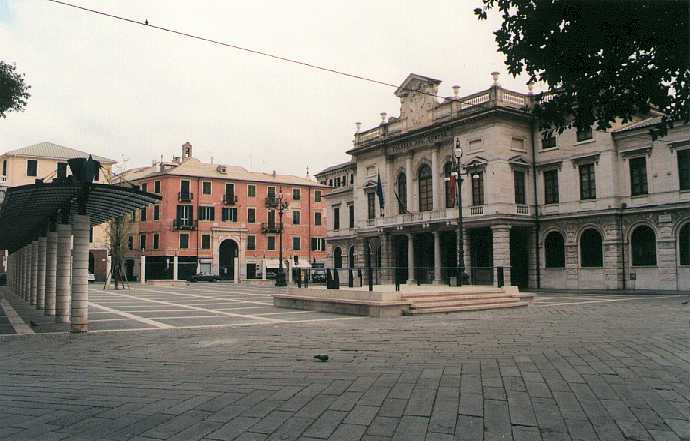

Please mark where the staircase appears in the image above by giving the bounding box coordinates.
[403,288,531,315]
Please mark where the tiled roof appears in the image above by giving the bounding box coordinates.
[118,158,326,187]
[3,141,116,163]
[612,116,664,134]
[316,160,355,176]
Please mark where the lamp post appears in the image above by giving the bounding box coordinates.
[451,138,478,287]
[275,188,289,287]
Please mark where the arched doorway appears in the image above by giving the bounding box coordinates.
[219,239,238,280]
[333,247,343,269]
[348,246,355,268]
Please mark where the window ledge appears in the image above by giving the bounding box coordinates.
[630,194,649,199]
[574,139,595,146]
[541,147,559,152]
[630,265,658,269]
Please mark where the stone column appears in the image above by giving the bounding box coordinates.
[407,233,415,284]
[55,223,72,323]
[139,255,146,284]
[173,255,179,281]
[37,235,47,310]
[491,225,511,287]
[70,214,89,333]
[44,230,58,316]
[527,227,539,289]
[463,231,472,274]
[30,240,38,306]
[433,231,442,284]
[405,155,413,213]
[431,148,439,211]
[380,233,394,283]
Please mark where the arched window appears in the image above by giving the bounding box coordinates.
[418,164,433,212]
[397,172,407,214]
[631,225,657,266]
[444,162,455,208]
[679,223,689,266]
[544,232,565,268]
[348,246,355,268]
[580,228,603,267]
[333,247,342,269]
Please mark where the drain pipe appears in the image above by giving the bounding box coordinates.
[619,203,626,290]
[529,118,541,289]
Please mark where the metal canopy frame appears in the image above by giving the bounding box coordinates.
[0,182,160,252]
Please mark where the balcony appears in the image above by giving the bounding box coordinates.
[173,219,196,230]
[178,192,194,202]
[261,222,281,234]
[223,193,238,205]
[265,196,278,208]
[469,205,484,216]
[516,204,529,215]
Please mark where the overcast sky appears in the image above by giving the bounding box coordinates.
[0,0,532,176]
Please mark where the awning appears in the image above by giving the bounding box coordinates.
[0,182,160,252]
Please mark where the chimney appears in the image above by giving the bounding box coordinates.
[355,122,362,133]
[452,85,460,98]
[380,112,387,124]
[160,155,164,172]
[181,141,193,161]
[272,170,277,178]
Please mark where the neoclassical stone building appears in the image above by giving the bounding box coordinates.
[317,73,689,291]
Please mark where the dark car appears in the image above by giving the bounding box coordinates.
[311,269,326,283]
[188,272,219,283]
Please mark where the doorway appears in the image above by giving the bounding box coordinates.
[510,228,530,289]
[219,239,238,280]
[470,227,493,284]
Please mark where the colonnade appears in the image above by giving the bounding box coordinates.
[6,214,91,333]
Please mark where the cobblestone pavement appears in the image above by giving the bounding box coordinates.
[0,286,687,441]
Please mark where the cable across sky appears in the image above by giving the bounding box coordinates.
[45,0,447,100]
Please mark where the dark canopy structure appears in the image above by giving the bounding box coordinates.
[0,181,160,252]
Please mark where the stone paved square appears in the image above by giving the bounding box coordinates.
[0,285,687,441]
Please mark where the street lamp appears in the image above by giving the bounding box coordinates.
[275,187,289,287]
[451,138,478,287]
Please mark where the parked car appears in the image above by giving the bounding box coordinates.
[189,272,219,283]
[311,269,326,283]
[88,273,96,283]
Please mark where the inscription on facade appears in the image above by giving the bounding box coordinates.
[386,130,451,156]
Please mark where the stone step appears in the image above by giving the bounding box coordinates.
[409,296,520,309]
[407,301,529,315]
[403,292,513,303]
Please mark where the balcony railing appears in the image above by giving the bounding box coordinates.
[261,222,281,234]
[178,192,193,202]
[173,219,196,230]
[223,193,238,205]
[265,196,278,208]
[469,205,484,216]
[516,204,529,215]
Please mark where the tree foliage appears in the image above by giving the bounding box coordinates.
[106,216,130,289]
[0,61,31,118]
[475,0,689,137]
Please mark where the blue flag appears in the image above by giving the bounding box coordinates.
[376,172,385,212]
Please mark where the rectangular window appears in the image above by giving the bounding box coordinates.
[221,207,238,222]
[127,235,133,250]
[199,206,215,221]
[154,180,160,193]
[180,180,190,195]
[202,181,212,195]
[130,211,136,223]
[314,212,322,226]
[292,210,300,225]
[201,234,211,249]
[56,162,67,179]
[224,183,235,201]
[140,208,147,222]
[267,209,276,226]
[247,235,256,250]
[542,132,557,149]
[26,159,37,177]
[629,157,648,196]
[349,204,355,228]
[544,170,559,204]
[514,170,526,204]
[2,159,7,176]
[333,206,340,230]
[579,163,597,200]
[292,237,300,251]
[179,233,189,249]
[472,172,484,206]
[139,234,146,250]
[267,186,276,199]
[576,125,593,142]
[247,208,256,223]
[367,192,376,219]
[329,179,333,187]
[248,184,256,197]
[678,149,689,191]
[89,226,93,243]
[153,233,159,250]
[141,183,148,193]
[153,205,160,221]
[311,237,326,251]
[176,205,193,222]
[314,190,321,202]
[267,236,276,250]
[292,188,301,200]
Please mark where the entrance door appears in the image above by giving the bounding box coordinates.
[413,233,434,283]
[393,235,408,282]
[510,228,529,289]
[470,228,493,284]
[219,239,238,280]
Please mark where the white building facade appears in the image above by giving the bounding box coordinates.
[318,73,689,291]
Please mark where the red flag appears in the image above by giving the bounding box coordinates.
[448,175,457,207]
